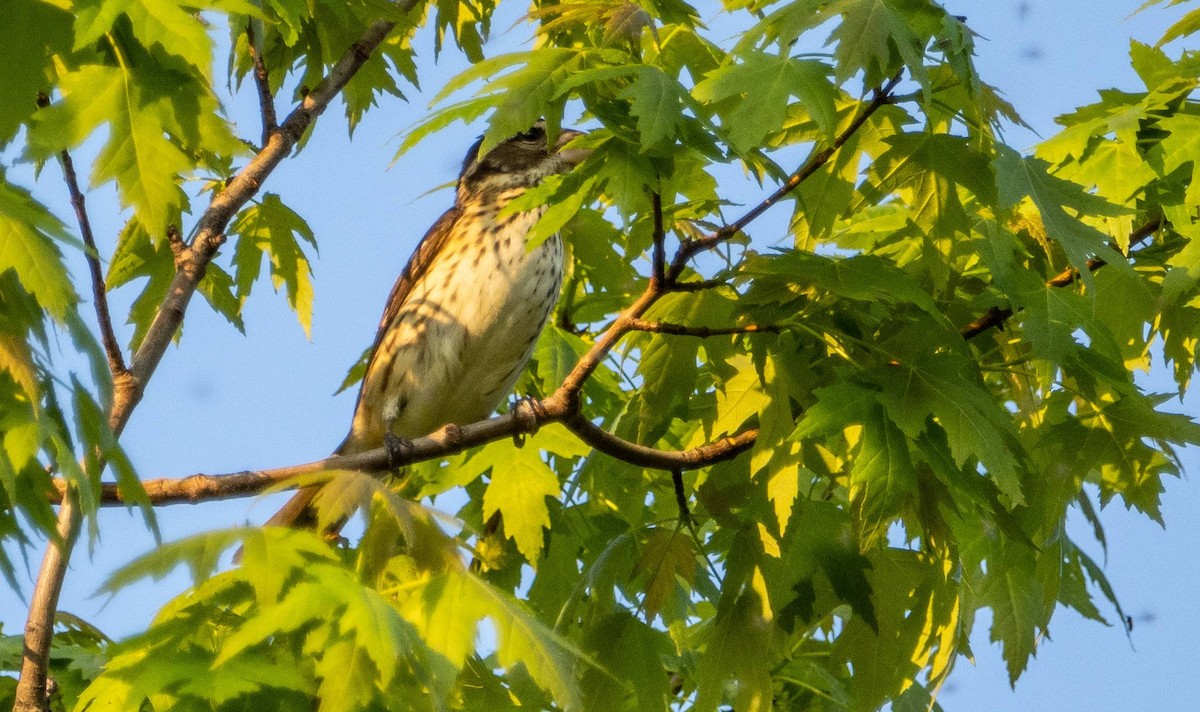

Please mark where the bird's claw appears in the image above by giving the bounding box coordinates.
[384,432,415,469]
[511,395,546,448]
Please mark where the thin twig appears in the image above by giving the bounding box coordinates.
[562,412,758,471]
[245,20,277,147]
[671,470,691,526]
[627,319,779,337]
[959,216,1165,340]
[662,278,727,293]
[58,150,126,377]
[667,71,904,281]
[651,191,666,285]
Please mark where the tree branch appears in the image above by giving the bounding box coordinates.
[15,494,79,712]
[58,149,126,378]
[627,318,779,337]
[959,216,1165,340]
[245,20,277,148]
[667,72,904,281]
[48,405,758,506]
[662,278,727,293]
[651,191,666,285]
[118,15,401,437]
[562,412,758,470]
[15,15,409,712]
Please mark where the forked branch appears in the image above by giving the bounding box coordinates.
[16,12,415,712]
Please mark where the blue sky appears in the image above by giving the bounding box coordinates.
[2,1,1197,710]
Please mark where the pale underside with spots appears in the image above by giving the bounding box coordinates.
[343,195,562,454]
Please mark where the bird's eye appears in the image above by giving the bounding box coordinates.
[517,125,546,142]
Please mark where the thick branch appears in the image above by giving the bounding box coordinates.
[563,412,758,470]
[15,495,79,712]
[49,404,758,505]
[960,216,1165,340]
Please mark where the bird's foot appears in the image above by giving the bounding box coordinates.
[383,432,415,469]
[510,396,546,447]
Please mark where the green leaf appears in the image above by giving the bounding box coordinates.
[981,543,1046,685]
[28,64,190,239]
[693,579,774,712]
[580,611,671,712]
[859,133,998,210]
[0,178,77,318]
[631,527,697,622]
[791,381,877,440]
[832,550,959,711]
[694,52,836,149]
[827,0,932,88]
[196,262,244,333]
[229,193,317,338]
[316,637,377,712]
[340,584,421,688]
[873,350,1025,504]
[850,405,918,548]
[465,572,585,711]
[0,0,72,144]
[0,331,39,406]
[623,66,685,149]
[712,354,767,437]
[72,379,156,539]
[75,0,215,75]
[1158,113,1200,206]
[994,147,1130,291]
[481,445,561,562]
[1156,6,1200,46]
[215,582,340,663]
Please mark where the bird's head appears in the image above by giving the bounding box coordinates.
[457,120,588,201]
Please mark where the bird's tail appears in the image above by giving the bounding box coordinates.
[263,485,322,529]
[263,430,358,530]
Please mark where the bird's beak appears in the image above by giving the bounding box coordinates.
[554,129,590,167]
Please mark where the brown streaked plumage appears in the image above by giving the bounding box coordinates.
[266,122,587,530]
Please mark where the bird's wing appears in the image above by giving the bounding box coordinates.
[335,205,462,451]
[369,205,462,353]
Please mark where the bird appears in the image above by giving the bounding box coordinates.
[265,121,588,530]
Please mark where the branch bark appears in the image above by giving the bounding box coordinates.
[245,20,278,148]
[48,406,758,506]
[58,150,126,378]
